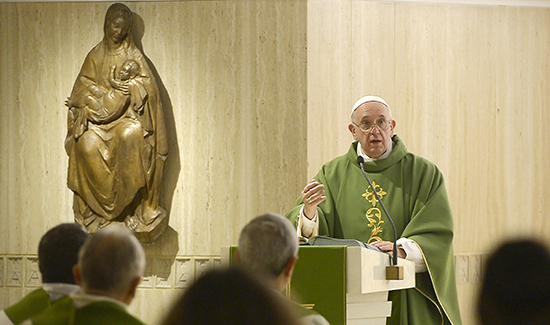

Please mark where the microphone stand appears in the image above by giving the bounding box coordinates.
[357,156,404,280]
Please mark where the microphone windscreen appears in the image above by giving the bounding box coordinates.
[357,156,364,165]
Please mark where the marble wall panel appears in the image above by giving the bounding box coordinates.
[139,256,155,289]
[174,257,193,289]
[24,257,40,287]
[6,258,23,288]
[306,0,353,170]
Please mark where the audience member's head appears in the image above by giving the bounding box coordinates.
[237,213,299,291]
[73,224,146,304]
[477,238,550,325]
[38,223,89,284]
[161,267,301,325]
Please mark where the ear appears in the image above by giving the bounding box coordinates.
[390,119,396,136]
[348,123,359,140]
[125,276,141,304]
[73,265,82,286]
[283,256,298,278]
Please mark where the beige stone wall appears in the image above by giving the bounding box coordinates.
[2,0,550,324]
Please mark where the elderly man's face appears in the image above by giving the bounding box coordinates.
[348,101,395,158]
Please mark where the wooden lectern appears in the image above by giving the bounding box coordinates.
[221,245,415,325]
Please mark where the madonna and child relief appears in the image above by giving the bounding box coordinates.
[65,3,168,244]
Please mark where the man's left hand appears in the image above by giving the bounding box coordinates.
[370,240,406,258]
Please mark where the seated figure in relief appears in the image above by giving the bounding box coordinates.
[65,3,168,243]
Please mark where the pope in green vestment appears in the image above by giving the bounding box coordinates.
[286,96,462,325]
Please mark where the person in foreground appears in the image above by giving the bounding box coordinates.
[237,213,330,325]
[25,224,147,325]
[161,267,302,325]
[0,223,88,325]
[286,96,462,325]
[477,238,550,325]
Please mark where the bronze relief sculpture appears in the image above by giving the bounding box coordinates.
[65,3,168,244]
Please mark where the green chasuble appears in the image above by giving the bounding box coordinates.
[286,135,462,325]
[30,295,146,325]
[3,288,51,324]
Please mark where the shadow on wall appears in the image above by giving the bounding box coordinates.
[143,225,180,256]
[141,226,180,287]
[133,11,180,281]
[132,12,181,240]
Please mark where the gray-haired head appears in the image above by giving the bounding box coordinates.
[238,213,298,279]
[77,224,145,296]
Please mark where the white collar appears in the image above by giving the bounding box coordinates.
[42,283,81,302]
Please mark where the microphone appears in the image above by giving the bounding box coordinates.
[357,156,404,280]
